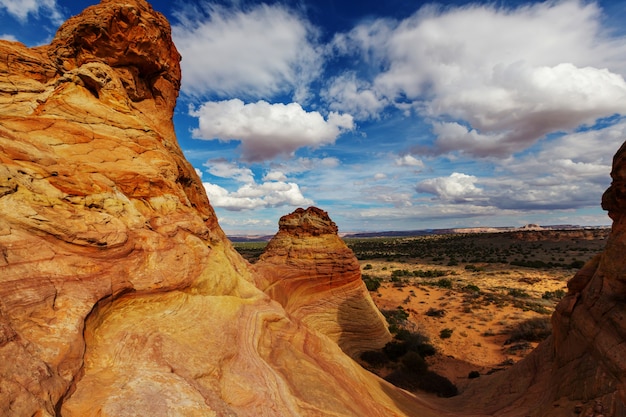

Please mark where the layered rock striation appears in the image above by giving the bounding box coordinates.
[253,207,392,357]
[0,1,437,416]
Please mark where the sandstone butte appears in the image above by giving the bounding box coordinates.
[253,207,392,358]
[0,1,625,416]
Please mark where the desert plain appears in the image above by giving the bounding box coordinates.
[235,227,610,396]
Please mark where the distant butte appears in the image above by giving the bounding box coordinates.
[1,0,625,416]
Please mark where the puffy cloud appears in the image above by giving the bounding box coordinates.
[0,34,17,42]
[172,4,321,101]
[416,172,483,202]
[322,73,388,120]
[332,1,626,157]
[191,99,354,162]
[263,171,287,182]
[203,158,254,184]
[203,181,313,211]
[0,0,62,23]
[395,154,425,168]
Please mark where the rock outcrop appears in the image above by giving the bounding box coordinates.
[253,207,392,358]
[443,146,626,416]
[0,1,438,416]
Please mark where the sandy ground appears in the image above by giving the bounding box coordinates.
[362,260,572,391]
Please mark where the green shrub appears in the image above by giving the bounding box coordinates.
[434,278,453,289]
[506,317,552,344]
[425,308,446,318]
[508,288,529,298]
[542,289,566,300]
[362,275,381,291]
[462,284,480,293]
[439,328,454,339]
[360,350,389,368]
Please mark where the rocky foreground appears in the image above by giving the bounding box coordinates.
[0,1,625,416]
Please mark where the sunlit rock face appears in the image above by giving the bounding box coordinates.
[0,2,433,416]
[253,207,392,358]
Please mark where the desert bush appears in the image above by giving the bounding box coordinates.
[439,328,454,339]
[362,275,381,291]
[542,289,566,300]
[385,369,458,397]
[394,329,436,357]
[507,288,529,298]
[506,317,552,344]
[382,307,409,333]
[363,263,373,270]
[462,284,480,293]
[401,351,428,373]
[433,278,453,289]
[413,269,448,278]
[425,308,446,318]
[360,350,389,368]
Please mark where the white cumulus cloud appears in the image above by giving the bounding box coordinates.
[203,181,312,211]
[172,3,321,101]
[323,73,388,120]
[191,99,354,162]
[332,1,626,157]
[0,0,62,23]
[203,158,255,184]
[395,154,425,168]
[416,172,483,202]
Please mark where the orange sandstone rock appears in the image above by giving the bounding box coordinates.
[254,207,392,357]
[0,2,439,417]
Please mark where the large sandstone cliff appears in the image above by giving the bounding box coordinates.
[254,207,392,358]
[0,1,440,416]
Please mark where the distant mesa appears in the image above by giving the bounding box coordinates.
[519,223,541,229]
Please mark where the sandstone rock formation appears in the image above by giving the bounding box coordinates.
[3,1,626,416]
[0,1,440,416]
[253,207,392,358]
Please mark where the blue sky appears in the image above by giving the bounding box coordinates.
[2,0,626,235]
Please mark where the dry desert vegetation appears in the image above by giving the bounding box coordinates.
[235,228,609,397]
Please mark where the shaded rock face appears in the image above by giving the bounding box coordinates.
[0,2,436,417]
[254,207,392,357]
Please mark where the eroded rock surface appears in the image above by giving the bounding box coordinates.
[254,207,392,357]
[0,1,439,416]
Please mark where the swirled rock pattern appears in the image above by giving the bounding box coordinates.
[0,1,440,416]
[253,207,392,357]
